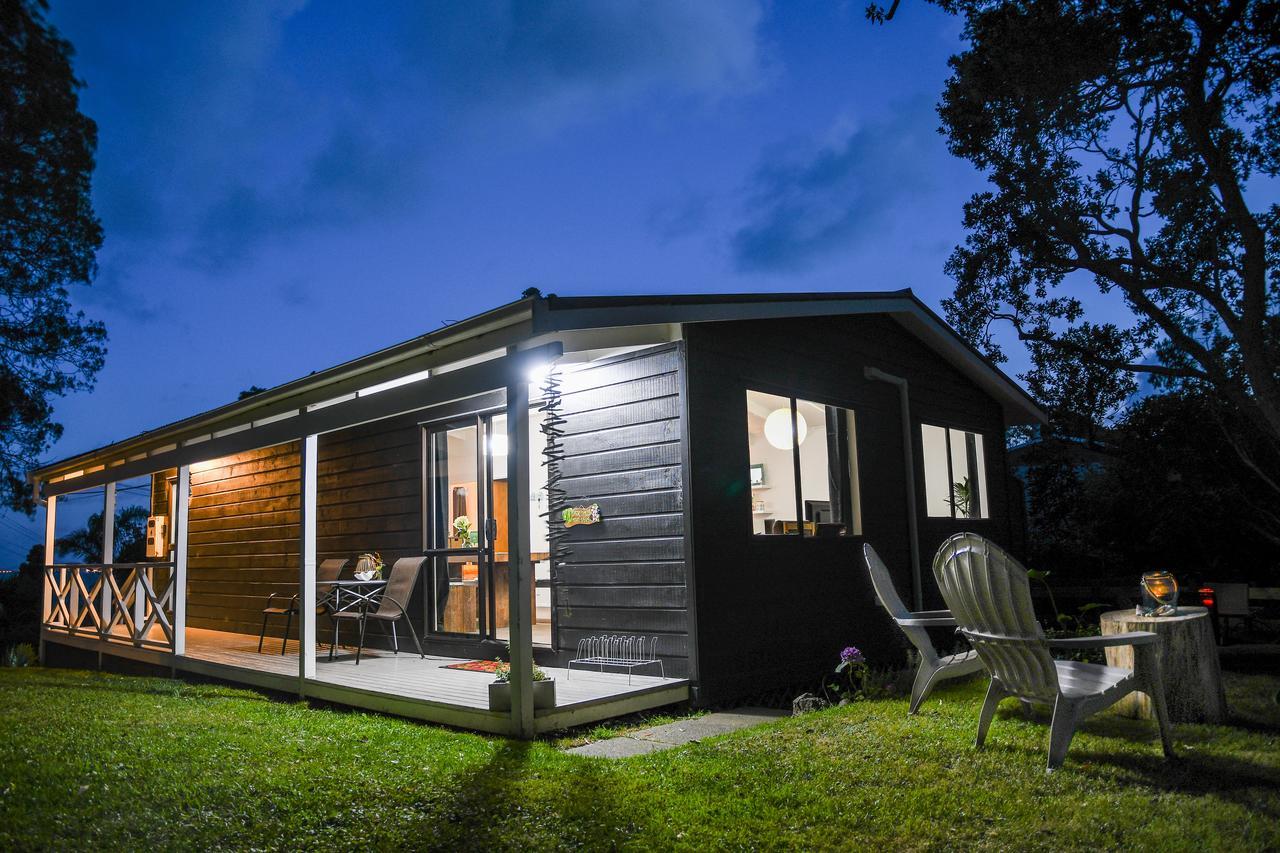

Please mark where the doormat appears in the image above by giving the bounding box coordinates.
[441,659,504,673]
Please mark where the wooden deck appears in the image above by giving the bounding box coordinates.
[43,626,690,736]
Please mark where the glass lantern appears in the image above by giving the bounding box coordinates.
[1139,571,1179,616]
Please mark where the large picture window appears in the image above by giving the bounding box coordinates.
[746,390,862,536]
[921,423,989,519]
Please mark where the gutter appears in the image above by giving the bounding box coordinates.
[864,367,923,610]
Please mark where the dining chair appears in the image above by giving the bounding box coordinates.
[258,558,347,654]
[330,556,427,664]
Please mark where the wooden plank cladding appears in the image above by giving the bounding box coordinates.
[180,443,301,638]
[553,344,692,677]
[161,410,428,643]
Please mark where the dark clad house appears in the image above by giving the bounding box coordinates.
[31,291,1043,736]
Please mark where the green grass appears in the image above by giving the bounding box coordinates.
[1,667,1278,850]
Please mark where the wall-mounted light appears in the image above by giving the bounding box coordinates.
[764,408,807,450]
[488,434,508,457]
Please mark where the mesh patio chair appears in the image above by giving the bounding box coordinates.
[330,556,426,664]
[258,558,347,654]
[933,533,1175,771]
[863,544,985,714]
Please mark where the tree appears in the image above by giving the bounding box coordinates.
[934,0,1280,506]
[55,505,148,563]
[1,0,106,513]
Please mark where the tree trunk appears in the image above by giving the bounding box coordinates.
[1101,606,1227,724]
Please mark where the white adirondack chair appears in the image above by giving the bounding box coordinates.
[933,533,1176,771]
[863,544,985,714]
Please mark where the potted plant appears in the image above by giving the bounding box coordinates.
[354,551,384,581]
[488,657,556,711]
[450,516,478,549]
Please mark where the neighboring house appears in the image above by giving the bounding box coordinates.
[29,290,1044,737]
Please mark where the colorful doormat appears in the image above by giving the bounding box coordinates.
[441,659,504,673]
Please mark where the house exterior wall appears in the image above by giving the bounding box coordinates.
[552,343,693,678]
[683,315,1016,704]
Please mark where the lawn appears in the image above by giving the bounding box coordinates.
[1,667,1277,850]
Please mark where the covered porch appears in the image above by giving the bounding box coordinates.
[33,335,691,737]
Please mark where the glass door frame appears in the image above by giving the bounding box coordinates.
[422,410,503,641]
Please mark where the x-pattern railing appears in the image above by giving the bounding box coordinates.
[44,563,177,651]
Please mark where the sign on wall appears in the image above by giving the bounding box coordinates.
[562,503,601,527]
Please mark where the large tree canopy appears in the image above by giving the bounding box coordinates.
[1,0,105,513]
[935,0,1279,495]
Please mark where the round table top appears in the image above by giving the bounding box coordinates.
[1100,605,1209,625]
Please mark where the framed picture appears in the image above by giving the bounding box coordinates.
[749,463,765,487]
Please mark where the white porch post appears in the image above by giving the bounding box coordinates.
[172,465,190,655]
[40,494,56,663]
[506,376,535,738]
[299,434,318,690]
[101,482,115,636]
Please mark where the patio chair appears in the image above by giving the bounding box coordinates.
[933,533,1175,771]
[1206,582,1257,644]
[258,558,348,654]
[331,556,426,664]
[863,544,985,714]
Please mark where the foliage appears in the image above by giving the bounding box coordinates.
[0,544,42,648]
[948,475,973,518]
[493,644,548,683]
[1027,567,1108,663]
[1017,388,1280,580]
[936,0,1280,516]
[1,668,1278,849]
[826,645,869,704]
[1,642,34,667]
[237,385,268,400]
[54,505,148,563]
[0,0,106,513]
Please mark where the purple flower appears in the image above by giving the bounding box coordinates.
[840,646,864,664]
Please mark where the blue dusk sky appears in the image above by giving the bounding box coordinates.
[4,1,1054,560]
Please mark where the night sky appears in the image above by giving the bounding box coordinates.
[4,1,1042,561]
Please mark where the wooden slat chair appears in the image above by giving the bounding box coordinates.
[863,544,985,714]
[258,558,347,654]
[331,556,427,664]
[933,533,1175,771]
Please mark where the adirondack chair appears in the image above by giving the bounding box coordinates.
[863,544,985,714]
[933,533,1175,770]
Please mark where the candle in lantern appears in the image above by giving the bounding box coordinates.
[1139,571,1179,616]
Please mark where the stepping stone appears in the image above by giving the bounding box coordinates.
[565,707,786,757]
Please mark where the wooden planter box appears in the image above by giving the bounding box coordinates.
[488,679,556,711]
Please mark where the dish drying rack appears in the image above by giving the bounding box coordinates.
[567,635,665,683]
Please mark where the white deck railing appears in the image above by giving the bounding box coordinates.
[43,562,178,651]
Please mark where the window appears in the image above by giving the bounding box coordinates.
[921,424,990,519]
[746,390,861,536]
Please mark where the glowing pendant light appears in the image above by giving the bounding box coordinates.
[764,407,807,450]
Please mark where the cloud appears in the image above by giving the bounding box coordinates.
[189,120,425,268]
[646,190,713,244]
[56,1,771,274]
[730,101,937,273]
[409,0,769,128]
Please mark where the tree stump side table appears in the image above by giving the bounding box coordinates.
[1099,606,1227,724]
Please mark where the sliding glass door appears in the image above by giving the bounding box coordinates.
[423,412,510,641]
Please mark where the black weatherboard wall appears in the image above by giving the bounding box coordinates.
[683,315,1015,704]
[552,344,693,679]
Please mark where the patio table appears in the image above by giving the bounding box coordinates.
[323,579,387,660]
[1100,605,1227,723]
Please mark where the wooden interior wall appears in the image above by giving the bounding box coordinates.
[552,344,692,678]
[684,315,1014,704]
